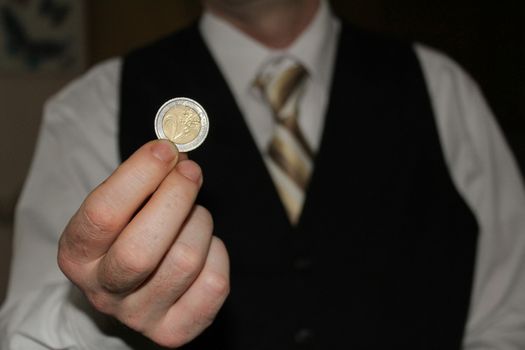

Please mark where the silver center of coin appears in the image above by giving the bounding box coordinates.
[154,97,209,152]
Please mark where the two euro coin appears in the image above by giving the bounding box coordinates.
[154,97,209,152]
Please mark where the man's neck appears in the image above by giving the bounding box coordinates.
[203,0,320,49]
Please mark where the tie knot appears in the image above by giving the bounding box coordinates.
[255,57,307,121]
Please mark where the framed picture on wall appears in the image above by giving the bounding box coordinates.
[0,0,86,74]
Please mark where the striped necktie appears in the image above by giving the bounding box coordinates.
[255,57,313,225]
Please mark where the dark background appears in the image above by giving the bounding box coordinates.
[331,0,525,176]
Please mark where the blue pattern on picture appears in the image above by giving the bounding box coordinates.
[0,0,72,70]
[39,0,70,26]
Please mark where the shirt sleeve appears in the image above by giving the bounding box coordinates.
[0,58,131,349]
[416,43,525,349]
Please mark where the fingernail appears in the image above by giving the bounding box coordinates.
[152,140,177,163]
[176,160,202,184]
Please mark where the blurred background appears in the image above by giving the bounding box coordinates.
[0,0,524,303]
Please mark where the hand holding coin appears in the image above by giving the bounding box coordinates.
[57,138,229,348]
[155,97,209,152]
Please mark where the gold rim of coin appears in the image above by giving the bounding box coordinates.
[154,97,209,152]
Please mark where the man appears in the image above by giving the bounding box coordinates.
[1,0,525,348]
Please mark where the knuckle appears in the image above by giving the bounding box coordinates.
[193,205,214,230]
[115,248,152,275]
[152,333,188,349]
[57,248,75,277]
[86,290,115,315]
[118,310,147,334]
[202,270,230,298]
[164,171,200,202]
[149,321,197,349]
[56,238,87,285]
[170,242,203,278]
[99,248,151,293]
[127,162,162,191]
[83,195,120,235]
[92,294,148,334]
[155,303,219,348]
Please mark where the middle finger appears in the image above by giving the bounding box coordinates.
[97,159,203,294]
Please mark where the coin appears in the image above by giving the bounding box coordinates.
[154,97,209,152]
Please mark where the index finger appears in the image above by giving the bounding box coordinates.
[59,139,180,265]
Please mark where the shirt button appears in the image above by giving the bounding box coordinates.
[294,328,314,344]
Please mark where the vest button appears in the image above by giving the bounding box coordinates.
[294,328,314,344]
[293,257,312,271]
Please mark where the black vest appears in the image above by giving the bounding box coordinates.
[119,20,478,350]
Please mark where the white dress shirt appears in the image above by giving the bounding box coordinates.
[1,1,525,349]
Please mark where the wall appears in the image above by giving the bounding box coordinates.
[0,0,88,303]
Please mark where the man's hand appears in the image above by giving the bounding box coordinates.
[57,140,230,348]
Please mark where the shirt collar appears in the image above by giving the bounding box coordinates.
[286,0,337,86]
[199,0,338,94]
